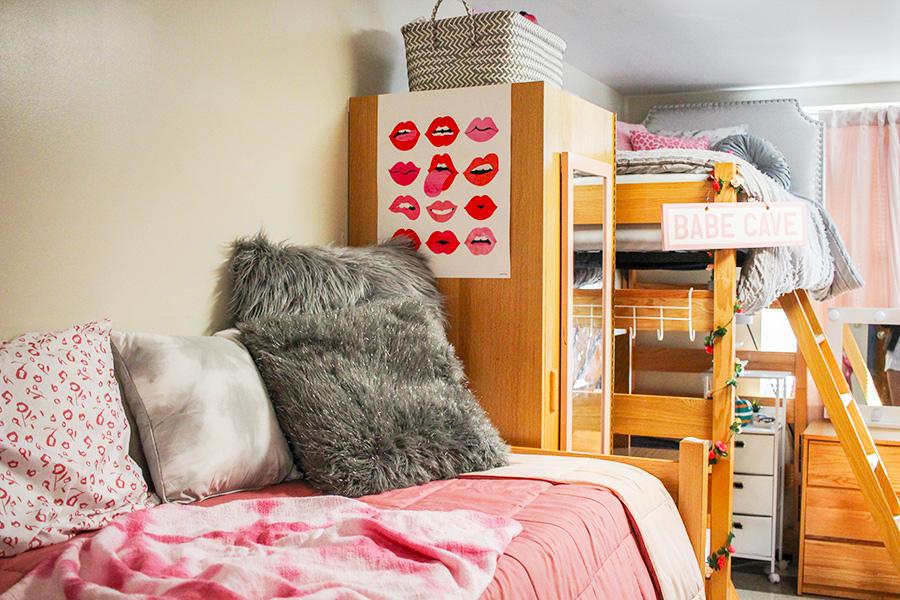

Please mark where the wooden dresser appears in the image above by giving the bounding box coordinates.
[799,420,900,598]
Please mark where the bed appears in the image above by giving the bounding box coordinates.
[572,99,862,315]
[560,98,866,595]
[0,450,708,600]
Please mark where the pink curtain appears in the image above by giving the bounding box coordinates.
[820,106,900,308]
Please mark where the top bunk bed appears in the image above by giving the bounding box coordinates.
[572,98,863,314]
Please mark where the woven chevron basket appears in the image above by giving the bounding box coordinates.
[402,0,566,91]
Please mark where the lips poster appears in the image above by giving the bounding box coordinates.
[376,84,511,279]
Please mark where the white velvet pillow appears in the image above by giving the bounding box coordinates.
[112,330,294,503]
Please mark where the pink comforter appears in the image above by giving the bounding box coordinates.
[1,456,687,599]
[1,495,521,600]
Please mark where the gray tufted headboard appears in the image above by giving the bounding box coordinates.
[643,99,824,204]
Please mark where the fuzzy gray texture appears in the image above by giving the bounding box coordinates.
[239,299,508,497]
[228,234,444,324]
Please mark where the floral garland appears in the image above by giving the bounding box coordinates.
[703,298,746,565]
[707,530,736,572]
[703,302,743,354]
[709,417,744,464]
[707,172,746,195]
[708,440,729,464]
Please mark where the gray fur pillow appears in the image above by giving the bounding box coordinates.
[228,234,443,323]
[238,299,508,497]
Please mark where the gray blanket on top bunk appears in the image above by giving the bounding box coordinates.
[617,149,863,314]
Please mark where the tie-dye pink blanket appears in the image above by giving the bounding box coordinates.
[0,496,521,600]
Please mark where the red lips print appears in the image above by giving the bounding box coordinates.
[464,153,499,186]
[389,195,420,220]
[392,228,421,250]
[425,230,460,254]
[389,121,420,151]
[425,116,460,147]
[463,195,497,220]
[424,154,458,198]
[389,161,420,186]
[464,227,497,255]
[426,200,458,223]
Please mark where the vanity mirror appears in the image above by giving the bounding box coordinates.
[826,307,900,424]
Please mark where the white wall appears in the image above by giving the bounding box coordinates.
[564,64,625,116]
[0,0,622,339]
[623,81,900,122]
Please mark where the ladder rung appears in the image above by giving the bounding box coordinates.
[841,393,854,407]
[868,452,881,470]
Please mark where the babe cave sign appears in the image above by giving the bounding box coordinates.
[376,85,511,279]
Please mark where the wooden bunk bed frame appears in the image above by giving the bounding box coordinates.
[573,161,741,597]
[575,159,900,594]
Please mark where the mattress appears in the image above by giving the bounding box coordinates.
[0,477,659,599]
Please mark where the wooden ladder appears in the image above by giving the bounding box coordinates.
[780,289,900,572]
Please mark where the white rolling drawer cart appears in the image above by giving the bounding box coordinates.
[729,371,790,584]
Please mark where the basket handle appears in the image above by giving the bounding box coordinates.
[430,0,478,49]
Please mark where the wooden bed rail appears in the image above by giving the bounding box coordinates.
[574,288,715,332]
[574,179,710,225]
[632,347,798,373]
[510,439,710,577]
[612,393,713,439]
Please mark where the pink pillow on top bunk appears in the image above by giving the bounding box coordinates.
[630,129,711,151]
[616,122,647,151]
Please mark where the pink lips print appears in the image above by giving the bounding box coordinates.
[389,161,420,186]
[464,227,497,255]
[465,116,499,142]
[426,200,458,223]
[389,195,420,220]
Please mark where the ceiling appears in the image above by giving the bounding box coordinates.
[474,0,900,95]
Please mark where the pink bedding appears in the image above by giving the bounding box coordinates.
[2,495,520,599]
[0,477,660,599]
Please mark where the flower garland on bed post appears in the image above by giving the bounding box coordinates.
[707,530,737,573]
[703,301,745,468]
[705,166,742,586]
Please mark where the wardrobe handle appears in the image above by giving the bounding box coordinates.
[735,440,745,448]
[733,482,744,490]
[548,370,559,414]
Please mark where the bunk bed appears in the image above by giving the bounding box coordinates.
[565,99,863,594]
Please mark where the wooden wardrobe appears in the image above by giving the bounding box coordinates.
[348,81,615,451]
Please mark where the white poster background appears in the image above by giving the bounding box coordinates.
[377,85,511,278]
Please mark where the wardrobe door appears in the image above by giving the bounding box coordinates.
[560,153,615,453]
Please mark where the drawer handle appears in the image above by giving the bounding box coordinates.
[733,521,743,529]
[733,482,744,489]
[735,441,745,448]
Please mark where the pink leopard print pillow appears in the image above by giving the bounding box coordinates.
[630,130,710,151]
[0,320,150,557]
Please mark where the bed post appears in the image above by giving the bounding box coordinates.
[709,162,738,599]
[678,438,710,578]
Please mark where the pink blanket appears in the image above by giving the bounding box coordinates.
[0,496,521,600]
